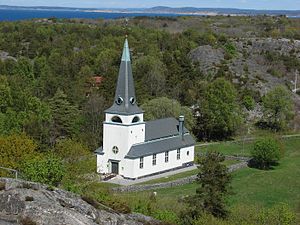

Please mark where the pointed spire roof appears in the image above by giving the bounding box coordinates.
[105,39,143,115]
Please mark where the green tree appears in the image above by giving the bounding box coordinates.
[55,139,90,163]
[21,153,65,186]
[82,92,106,149]
[262,86,294,131]
[195,78,242,140]
[141,97,195,130]
[0,134,37,171]
[184,152,232,220]
[0,75,12,113]
[49,89,81,144]
[133,56,166,98]
[251,137,283,169]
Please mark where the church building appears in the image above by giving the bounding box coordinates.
[95,39,195,179]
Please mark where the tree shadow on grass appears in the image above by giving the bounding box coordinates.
[248,159,279,170]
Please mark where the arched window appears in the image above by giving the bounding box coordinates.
[132,116,140,123]
[111,116,122,123]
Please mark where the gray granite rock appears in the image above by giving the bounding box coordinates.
[0,178,161,225]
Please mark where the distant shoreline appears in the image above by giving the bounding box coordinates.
[0,6,299,21]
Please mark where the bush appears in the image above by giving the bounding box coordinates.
[0,134,37,170]
[25,196,34,201]
[0,181,5,190]
[243,95,255,111]
[20,217,37,225]
[21,153,65,186]
[251,137,283,169]
[223,42,237,56]
[55,139,90,163]
[153,210,180,224]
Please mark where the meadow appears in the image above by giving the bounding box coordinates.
[114,136,300,221]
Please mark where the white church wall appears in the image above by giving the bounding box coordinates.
[122,158,136,178]
[103,123,145,161]
[130,146,195,178]
[96,155,108,174]
[100,117,145,176]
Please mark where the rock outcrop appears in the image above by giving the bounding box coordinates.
[0,178,160,225]
[189,38,300,126]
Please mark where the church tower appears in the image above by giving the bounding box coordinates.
[99,38,145,175]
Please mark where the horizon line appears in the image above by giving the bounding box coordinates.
[1,4,300,11]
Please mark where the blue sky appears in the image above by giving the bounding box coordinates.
[1,0,300,10]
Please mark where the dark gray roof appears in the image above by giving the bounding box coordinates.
[145,117,188,141]
[125,134,195,159]
[94,146,104,155]
[105,39,143,115]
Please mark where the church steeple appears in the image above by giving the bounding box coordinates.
[105,38,143,115]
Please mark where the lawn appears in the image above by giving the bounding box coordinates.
[195,140,253,157]
[115,137,300,215]
[136,169,198,185]
[137,159,240,185]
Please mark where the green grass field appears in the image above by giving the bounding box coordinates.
[195,140,253,157]
[115,137,300,216]
[137,159,240,185]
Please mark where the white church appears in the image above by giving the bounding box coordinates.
[95,39,195,180]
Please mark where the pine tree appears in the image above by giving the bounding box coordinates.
[185,151,232,219]
[49,89,80,144]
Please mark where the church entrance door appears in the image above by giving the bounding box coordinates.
[111,161,119,174]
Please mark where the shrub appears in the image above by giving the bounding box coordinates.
[153,210,180,224]
[21,153,65,186]
[25,196,34,201]
[223,42,237,56]
[243,95,255,110]
[0,134,37,170]
[82,195,103,209]
[55,139,90,163]
[251,137,283,169]
[0,181,5,190]
[20,217,37,225]
[108,198,131,214]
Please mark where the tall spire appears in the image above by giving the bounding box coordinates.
[121,39,131,62]
[105,38,143,115]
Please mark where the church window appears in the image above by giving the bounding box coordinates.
[187,151,190,156]
[116,96,123,105]
[140,157,144,169]
[112,146,119,154]
[132,116,140,123]
[177,149,181,160]
[165,151,169,163]
[130,97,136,105]
[152,154,157,165]
[111,116,122,123]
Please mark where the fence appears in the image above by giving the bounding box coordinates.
[0,166,19,179]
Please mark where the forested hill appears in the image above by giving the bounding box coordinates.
[0,16,299,152]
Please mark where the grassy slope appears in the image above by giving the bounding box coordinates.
[195,141,252,156]
[115,137,300,214]
[137,160,239,185]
